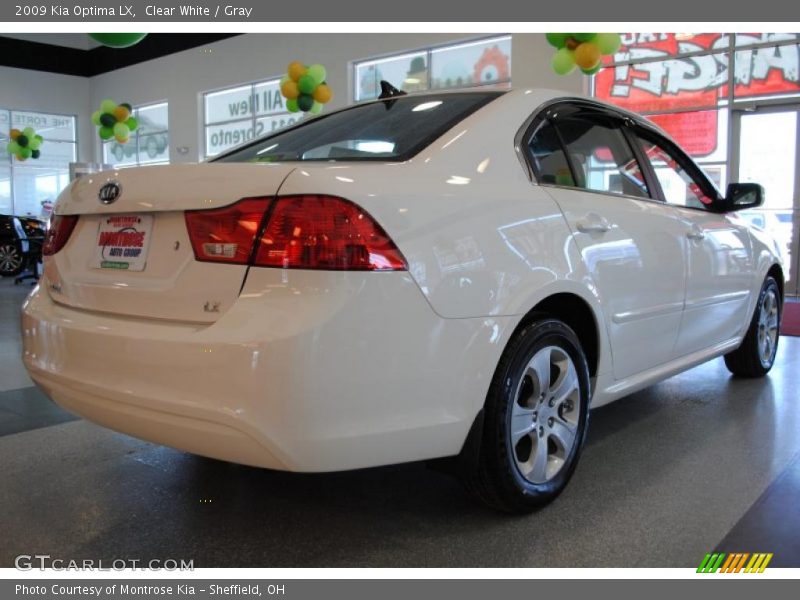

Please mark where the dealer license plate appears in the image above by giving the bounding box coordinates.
[91,214,154,271]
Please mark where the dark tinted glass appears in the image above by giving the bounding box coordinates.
[213,92,503,163]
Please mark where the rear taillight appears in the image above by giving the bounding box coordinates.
[185,195,407,271]
[185,198,270,264]
[42,215,78,256]
[255,195,407,271]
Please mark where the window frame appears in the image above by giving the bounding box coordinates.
[518,99,725,211]
[352,35,513,103]
[0,107,78,217]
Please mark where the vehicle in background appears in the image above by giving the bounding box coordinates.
[0,215,45,277]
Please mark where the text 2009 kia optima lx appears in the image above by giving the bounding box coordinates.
[22,88,784,512]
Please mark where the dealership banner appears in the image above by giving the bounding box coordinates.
[3,579,800,599]
[1,0,798,21]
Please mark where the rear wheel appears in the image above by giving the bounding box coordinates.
[464,318,591,513]
[724,276,781,377]
[0,243,25,277]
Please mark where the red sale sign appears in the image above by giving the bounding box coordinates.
[594,33,800,157]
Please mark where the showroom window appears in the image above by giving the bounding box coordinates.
[592,32,800,295]
[353,35,512,102]
[102,102,170,167]
[203,78,301,158]
[0,108,77,218]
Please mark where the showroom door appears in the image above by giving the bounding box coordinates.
[733,104,800,297]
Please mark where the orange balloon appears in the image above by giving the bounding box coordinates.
[9,128,20,140]
[287,61,307,82]
[115,134,129,144]
[313,84,332,104]
[113,106,131,122]
[574,42,602,70]
[281,80,300,100]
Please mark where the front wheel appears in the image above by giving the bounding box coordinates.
[0,243,25,277]
[724,275,781,378]
[464,318,591,513]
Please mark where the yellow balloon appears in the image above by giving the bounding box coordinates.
[113,106,131,122]
[9,128,20,140]
[574,42,602,70]
[287,61,307,82]
[313,84,333,104]
[281,80,300,100]
[115,134,129,144]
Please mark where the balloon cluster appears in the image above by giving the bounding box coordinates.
[546,33,622,76]
[6,127,43,161]
[280,62,333,115]
[92,100,139,143]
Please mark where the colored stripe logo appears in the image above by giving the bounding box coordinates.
[697,552,773,573]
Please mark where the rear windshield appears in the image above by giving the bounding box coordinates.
[212,91,504,163]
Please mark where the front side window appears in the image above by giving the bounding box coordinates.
[635,130,718,209]
[529,113,649,199]
[214,92,502,163]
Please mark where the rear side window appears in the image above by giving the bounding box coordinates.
[213,92,503,163]
[528,114,650,199]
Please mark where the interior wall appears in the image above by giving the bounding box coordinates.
[0,65,93,162]
[88,33,583,163]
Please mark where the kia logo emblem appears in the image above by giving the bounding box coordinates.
[98,182,122,204]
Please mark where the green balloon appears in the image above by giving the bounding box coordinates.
[23,127,35,138]
[297,93,314,112]
[546,33,569,48]
[572,33,597,42]
[306,64,327,85]
[89,33,148,48]
[100,113,117,128]
[99,126,114,140]
[581,63,603,76]
[595,32,622,55]
[16,134,29,148]
[552,48,576,75]
[29,137,41,151]
[100,99,117,114]
[286,98,299,113]
[113,122,130,138]
[297,74,317,95]
[91,110,102,126]
[35,134,43,143]
[31,149,40,159]
[126,117,138,132]
[309,101,323,115]
[7,141,19,154]
[19,147,32,159]
[120,102,133,112]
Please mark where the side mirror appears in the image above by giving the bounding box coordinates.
[721,182,764,212]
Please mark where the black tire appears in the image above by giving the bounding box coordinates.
[0,243,25,277]
[724,276,782,378]
[464,318,591,513]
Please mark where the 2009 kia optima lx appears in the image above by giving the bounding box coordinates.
[22,88,784,512]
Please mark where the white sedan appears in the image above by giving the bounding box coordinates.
[22,87,784,512]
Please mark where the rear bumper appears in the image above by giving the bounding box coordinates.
[21,269,512,471]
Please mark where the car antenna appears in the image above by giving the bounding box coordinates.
[377,80,407,109]
[378,80,407,99]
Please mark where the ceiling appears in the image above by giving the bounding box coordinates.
[0,33,242,76]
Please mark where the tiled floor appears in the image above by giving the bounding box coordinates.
[2,276,799,567]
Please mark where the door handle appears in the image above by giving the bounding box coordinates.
[576,213,611,234]
[686,225,706,241]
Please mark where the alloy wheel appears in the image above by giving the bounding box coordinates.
[509,345,582,484]
[0,244,23,274]
[757,288,779,367]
